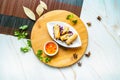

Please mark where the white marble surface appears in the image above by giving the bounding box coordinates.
[0,0,120,80]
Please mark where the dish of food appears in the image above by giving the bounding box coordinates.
[44,41,58,56]
[31,10,88,67]
[47,21,82,48]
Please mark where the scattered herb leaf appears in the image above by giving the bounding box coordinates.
[14,30,20,36]
[39,56,43,61]
[20,47,30,53]
[77,62,82,67]
[66,14,74,20]
[18,32,28,40]
[19,25,28,30]
[45,57,51,63]
[72,20,77,24]
[66,14,77,24]
[97,16,102,21]
[85,51,91,57]
[37,50,43,56]
[36,50,51,63]
[86,22,91,27]
[27,40,32,47]
[73,53,78,59]
[14,25,29,40]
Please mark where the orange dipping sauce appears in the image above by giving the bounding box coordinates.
[45,42,57,54]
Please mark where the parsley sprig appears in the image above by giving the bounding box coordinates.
[66,14,78,24]
[20,40,31,53]
[14,25,28,40]
[14,25,32,53]
[36,50,51,63]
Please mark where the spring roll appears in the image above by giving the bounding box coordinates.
[54,24,60,39]
[66,33,78,45]
[60,34,70,41]
[62,26,69,35]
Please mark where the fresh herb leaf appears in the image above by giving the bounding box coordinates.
[72,20,77,24]
[36,50,51,63]
[14,31,28,40]
[37,50,43,56]
[45,57,51,63]
[14,30,20,36]
[19,25,28,30]
[20,47,30,53]
[66,14,74,20]
[27,40,32,47]
[17,32,28,40]
[36,50,43,58]
[39,56,43,61]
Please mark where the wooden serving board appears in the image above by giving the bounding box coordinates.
[31,10,88,67]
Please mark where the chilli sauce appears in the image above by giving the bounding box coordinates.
[45,42,57,54]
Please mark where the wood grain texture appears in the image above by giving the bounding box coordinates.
[0,0,82,35]
[31,10,88,67]
[0,0,82,18]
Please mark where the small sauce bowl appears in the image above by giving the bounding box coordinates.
[44,41,58,56]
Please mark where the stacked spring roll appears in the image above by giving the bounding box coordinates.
[53,24,78,45]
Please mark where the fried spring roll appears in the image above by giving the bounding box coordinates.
[62,26,69,35]
[66,34,78,45]
[60,34,70,41]
[54,24,60,39]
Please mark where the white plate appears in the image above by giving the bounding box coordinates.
[46,21,82,48]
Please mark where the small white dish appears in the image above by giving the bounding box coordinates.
[44,41,58,56]
[46,21,82,48]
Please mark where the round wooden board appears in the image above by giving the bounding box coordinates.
[31,10,88,68]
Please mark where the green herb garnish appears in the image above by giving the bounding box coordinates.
[36,50,51,63]
[20,47,30,53]
[14,25,32,53]
[27,40,32,47]
[39,56,43,61]
[14,30,20,36]
[14,31,28,40]
[66,14,74,20]
[66,14,78,24]
[37,50,43,56]
[45,57,51,63]
[72,20,77,24]
[19,25,28,30]
[14,25,29,40]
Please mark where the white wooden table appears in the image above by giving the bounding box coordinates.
[0,0,120,80]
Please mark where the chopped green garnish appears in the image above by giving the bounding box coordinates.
[37,50,43,56]
[14,30,20,36]
[45,57,51,63]
[14,31,28,40]
[14,25,32,53]
[18,32,28,40]
[72,20,77,24]
[36,50,51,63]
[39,56,43,61]
[20,47,30,53]
[66,14,77,24]
[19,25,28,30]
[27,40,32,47]
[66,14,74,20]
